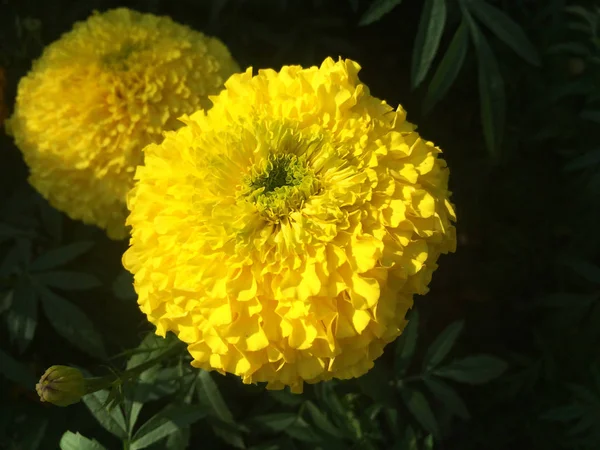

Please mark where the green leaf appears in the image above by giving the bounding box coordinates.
[212,421,246,449]
[581,110,600,124]
[6,276,38,353]
[166,427,190,450]
[251,413,298,432]
[424,376,470,420]
[395,309,419,376]
[565,149,600,171]
[0,223,33,241]
[434,355,507,384]
[0,240,32,277]
[0,348,37,390]
[59,431,107,450]
[83,390,128,439]
[563,258,600,284]
[467,0,540,65]
[282,417,323,444]
[423,435,434,450]
[0,290,12,315]
[197,370,246,448]
[30,241,94,272]
[400,387,439,437]
[423,20,469,113]
[269,389,304,406]
[126,333,172,370]
[305,401,344,438]
[33,271,102,291]
[359,0,403,26]
[423,320,464,371]
[38,287,106,358]
[197,370,235,423]
[397,426,418,450]
[131,404,208,450]
[411,0,447,89]
[113,270,136,301]
[465,11,506,160]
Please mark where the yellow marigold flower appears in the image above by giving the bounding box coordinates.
[6,8,239,239]
[123,57,457,393]
[0,66,7,125]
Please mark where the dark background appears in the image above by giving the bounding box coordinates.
[1,0,600,449]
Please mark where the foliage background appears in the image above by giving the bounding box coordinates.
[1,0,600,449]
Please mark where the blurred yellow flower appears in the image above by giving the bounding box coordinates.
[0,67,7,125]
[6,8,239,239]
[123,57,456,393]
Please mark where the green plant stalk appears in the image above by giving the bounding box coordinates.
[84,343,185,395]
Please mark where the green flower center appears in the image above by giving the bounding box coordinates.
[243,153,318,221]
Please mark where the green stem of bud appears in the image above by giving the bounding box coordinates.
[84,342,185,395]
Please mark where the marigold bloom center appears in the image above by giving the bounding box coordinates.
[243,150,319,220]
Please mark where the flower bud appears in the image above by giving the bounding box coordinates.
[36,365,86,407]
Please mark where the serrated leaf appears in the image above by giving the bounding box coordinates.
[131,404,208,450]
[411,0,447,88]
[113,270,136,301]
[132,367,183,404]
[434,355,507,384]
[0,348,37,390]
[83,390,128,439]
[424,376,470,420]
[565,149,600,171]
[33,271,102,291]
[59,431,107,450]
[468,0,540,65]
[466,11,506,160]
[423,20,469,113]
[30,241,94,272]
[38,287,106,358]
[395,310,419,376]
[423,320,464,371]
[6,276,37,353]
[305,401,344,438]
[197,370,235,423]
[400,387,439,437]
[126,333,172,370]
[359,0,403,26]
